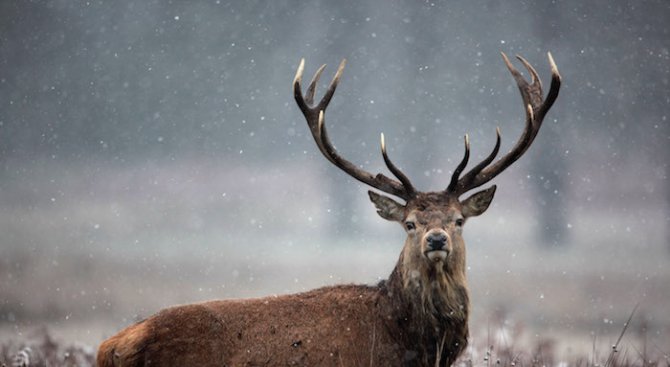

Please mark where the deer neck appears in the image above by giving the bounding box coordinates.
[393,240,468,321]
[381,239,470,362]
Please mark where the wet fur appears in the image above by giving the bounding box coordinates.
[394,223,470,365]
[97,248,469,367]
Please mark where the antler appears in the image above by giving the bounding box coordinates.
[447,52,562,196]
[293,59,416,201]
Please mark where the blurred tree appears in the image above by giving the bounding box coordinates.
[529,1,569,248]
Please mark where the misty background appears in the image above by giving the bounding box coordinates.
[1,0,668,355]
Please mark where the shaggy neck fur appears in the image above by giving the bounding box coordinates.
[382,238,470,366]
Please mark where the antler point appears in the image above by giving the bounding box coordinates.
[500,52,515,72]
[334,59,346,81]
[293,58,305,86]
[547,52,560,79]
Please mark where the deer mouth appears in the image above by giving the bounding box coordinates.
[425,250,448,262]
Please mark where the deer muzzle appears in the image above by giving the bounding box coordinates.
[424,231,450,262]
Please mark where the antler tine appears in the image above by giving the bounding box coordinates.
[305,64,327,106]
[381,133,416,196]
[539,52,561,121]
[293,59,331,158]
[501,52,533,114]
[294,59,415,201]
[446,135,470,192]
[293,58,308,113]
[450,52,561,196]
[317,59,346,112]
[515,55,540,86]
[475,127,502,172]
[451,127,501,193]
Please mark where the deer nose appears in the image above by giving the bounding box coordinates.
[426,232,447,251]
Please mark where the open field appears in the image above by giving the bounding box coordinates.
[1,159,668,365]
[2,0,669,365]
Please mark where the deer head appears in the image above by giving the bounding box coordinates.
[293,54,561,289]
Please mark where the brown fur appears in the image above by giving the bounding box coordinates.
[99,285,397,366]
[97,278,465,367]
[97,191,481,367]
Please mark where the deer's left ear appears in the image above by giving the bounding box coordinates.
[460,185,496,218]
[368,191,405,222]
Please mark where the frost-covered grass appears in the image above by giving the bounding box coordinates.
[1,306,667,367]
[0,325,667,367]
[459,306,670,367]
[456,337,670,367]
[0,328,94,367]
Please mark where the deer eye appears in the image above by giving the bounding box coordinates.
[405,221,416,231]
[455,218,465,227]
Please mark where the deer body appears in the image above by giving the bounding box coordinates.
[97,261,468,366]
[98,285,394,366]
[97,54,560,366]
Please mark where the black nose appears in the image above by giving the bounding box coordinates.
[427,232,447,251]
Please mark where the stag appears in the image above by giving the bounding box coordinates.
[97,53,560,367]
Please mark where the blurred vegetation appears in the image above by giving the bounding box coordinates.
[0,1,668,362]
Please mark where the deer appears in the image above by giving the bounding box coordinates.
[96,52,560,367]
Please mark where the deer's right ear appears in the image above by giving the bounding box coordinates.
[368,191,405,222]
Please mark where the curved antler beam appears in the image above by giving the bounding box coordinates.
[447,52,561,196]
[294,59,416,200]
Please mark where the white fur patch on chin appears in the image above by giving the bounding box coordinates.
[426,250,448,263]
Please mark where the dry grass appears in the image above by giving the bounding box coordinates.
[454,336,670,367]
[0,327,94,367]
[1,320,668,367]
[455,306,670,367]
